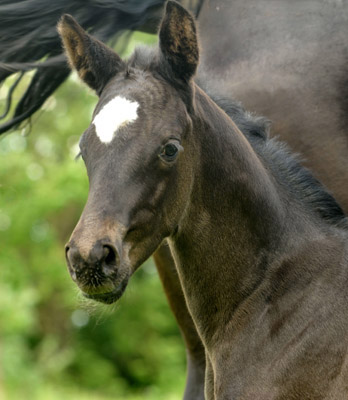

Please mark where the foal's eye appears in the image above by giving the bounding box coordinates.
[159,141,182,162]
[164,143,178,157]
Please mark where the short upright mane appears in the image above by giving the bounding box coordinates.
[207,93,347,227]
[126,45,346,227]
[121,41,348,228]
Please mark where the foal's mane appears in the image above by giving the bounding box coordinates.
[208,94,347,227]
[126,47,346,227]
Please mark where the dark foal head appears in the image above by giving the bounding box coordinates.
[59,1,199,303]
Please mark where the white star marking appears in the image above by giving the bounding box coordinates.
[92,96,139,144]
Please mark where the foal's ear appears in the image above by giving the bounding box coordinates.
[57,15,125,95]
[159,1,199,82]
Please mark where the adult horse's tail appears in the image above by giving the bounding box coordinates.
[0,0,166,134]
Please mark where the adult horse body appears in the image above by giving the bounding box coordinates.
[198,0,348,211]
[60,2,348,398]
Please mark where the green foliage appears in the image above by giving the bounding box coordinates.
[0,31,185,399]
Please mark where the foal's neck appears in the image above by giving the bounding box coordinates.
[169,86,317,347]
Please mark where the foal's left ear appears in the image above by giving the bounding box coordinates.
[58,14,125,95]
[159,1,199,82]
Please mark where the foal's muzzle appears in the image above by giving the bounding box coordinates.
[65,240,128,304]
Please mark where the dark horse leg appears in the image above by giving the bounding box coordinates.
[153,243,205,400]
[204,354,214,400]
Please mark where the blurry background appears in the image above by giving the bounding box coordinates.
[0,32,186,400]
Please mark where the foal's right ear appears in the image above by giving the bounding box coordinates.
[57,15,125,95]
[159,1,199,83]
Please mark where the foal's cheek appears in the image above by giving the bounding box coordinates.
[126,231,164,272]
[167,152,194,215]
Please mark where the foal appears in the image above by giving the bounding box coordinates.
[60,2,348,398]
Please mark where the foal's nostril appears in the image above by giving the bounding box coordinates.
[101,244,118,276]
[65,244,70,260]
[103,245,117,265]
[65,244,78,281]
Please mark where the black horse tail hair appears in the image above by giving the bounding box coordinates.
[0,0,166,135]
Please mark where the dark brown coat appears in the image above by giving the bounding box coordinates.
[60,2,348,398]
